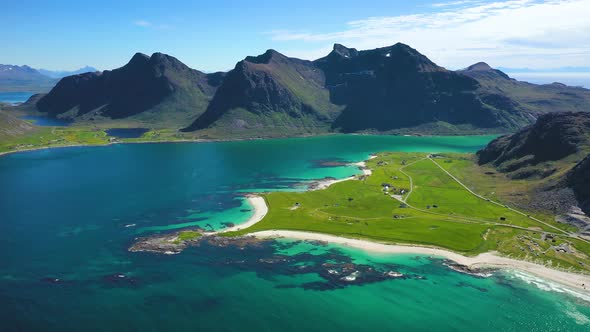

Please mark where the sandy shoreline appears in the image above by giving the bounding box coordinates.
[228,153,590,294]
[219,195,268,233]
[252,230,590,294]
[310,155,376,190]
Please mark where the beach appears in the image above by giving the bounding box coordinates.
[219,195,268,233]
[252,230,590,294]
[310,156,375,190]
[227,154,590,294]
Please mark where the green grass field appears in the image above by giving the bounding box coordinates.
[230,152,590,273]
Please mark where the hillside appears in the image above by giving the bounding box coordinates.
[34,53,224,128]
[0,64,56,93]
[189,43,590,136]
[477,112,590,231]
[0,110,34,139]
[183,49,341,136]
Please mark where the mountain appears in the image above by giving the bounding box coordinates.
[38,66,98,79]
[314,44,528,133]
[477,112,590,219]
[183,49,340,135]
[16,43,590,135]
[0,64,56,93]
[459,62,590,115]
[34,53,224,128]
[187,43,583,136]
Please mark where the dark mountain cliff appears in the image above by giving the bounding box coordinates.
[183,49,339,134]
[16,43,590,135]
[314,43,527,132]
[35,53,223,127]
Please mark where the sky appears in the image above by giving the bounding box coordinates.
[1,0,589,72]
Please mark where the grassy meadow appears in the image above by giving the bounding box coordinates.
[231,152,590,273]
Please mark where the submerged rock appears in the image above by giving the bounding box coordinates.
[444,261,496,278]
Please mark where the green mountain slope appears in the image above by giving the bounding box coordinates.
[477,112,590,235]
[0,110,34,139]
[183,50,341,136]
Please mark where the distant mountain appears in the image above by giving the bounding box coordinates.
[17,43,590,134]
[0,64,56,93]
[459,62,590,114]
[477,112,590,219]
[34,53,224,127]
[37,66,98,79]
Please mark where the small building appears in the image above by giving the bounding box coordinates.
[500,217,506,221]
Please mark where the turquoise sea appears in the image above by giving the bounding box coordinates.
[1,135,589,331]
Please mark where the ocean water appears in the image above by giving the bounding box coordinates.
[0,91,33,104]
[19,115,73,126]
[1,135,589,331]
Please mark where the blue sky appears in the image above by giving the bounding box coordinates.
[1,0,589,71]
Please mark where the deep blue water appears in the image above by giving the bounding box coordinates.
[0,92,33,104]
[1,136,589,331]
[19,115,72,126]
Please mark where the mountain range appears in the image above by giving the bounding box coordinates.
[0,64,96,93]
[13,43,590,136]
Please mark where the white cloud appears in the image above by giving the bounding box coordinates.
[134,20,152,28]
[133,20,172,30]
[432,0,484,7]
[268,0,590,69]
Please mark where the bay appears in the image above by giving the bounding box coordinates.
[1,135,588,331]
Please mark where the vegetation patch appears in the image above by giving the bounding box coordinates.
[229,152,590,273]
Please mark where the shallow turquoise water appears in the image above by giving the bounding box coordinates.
[1,135,589,331]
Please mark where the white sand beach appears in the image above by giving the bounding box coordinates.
[219,195,268,233]
[252,230,590,293]
[220,154,590,294]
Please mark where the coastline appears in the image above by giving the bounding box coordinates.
[251,230,590,294]
[219,195,269,233]
[310,155,375,190]
[11,139,590,295]
[224,154,590,295]
[0,132,343,158]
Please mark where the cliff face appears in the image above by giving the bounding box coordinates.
[569,155,590,215]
